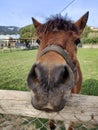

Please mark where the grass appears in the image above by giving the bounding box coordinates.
[0,49,37,91]
[0,48,98,96]
[78,48,98,95]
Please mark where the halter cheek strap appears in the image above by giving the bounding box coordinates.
[38,45,76,72]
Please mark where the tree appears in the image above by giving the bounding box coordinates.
[19,24,35,42]
[81,26,91,38]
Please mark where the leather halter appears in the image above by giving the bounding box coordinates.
[38,45,76,72]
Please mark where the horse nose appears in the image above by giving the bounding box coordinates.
[27,63,74,111]
[27,63,74,91]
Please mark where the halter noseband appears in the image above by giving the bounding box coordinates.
[38,45,76,72]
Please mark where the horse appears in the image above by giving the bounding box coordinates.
[27,11,89,130]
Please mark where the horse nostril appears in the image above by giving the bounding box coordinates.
[54,65,69,84]
[63,65,74,90]
[62,66,69,82]
[27,63,40,89]
[54,65,74,90]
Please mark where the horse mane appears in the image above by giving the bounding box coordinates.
[38,14,79,34]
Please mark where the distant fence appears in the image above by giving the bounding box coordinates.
[83,44,98,48]
[0,38,39,52]
[1,38,98,53]
[0,90,98,129]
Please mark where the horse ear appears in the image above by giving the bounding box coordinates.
[32,17,42,29]
[75,11,89,34]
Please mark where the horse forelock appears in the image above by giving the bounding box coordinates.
[38,14,79,34]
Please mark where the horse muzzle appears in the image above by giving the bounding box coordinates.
[27,63,75,112]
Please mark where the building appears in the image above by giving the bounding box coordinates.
[90,26,98,31]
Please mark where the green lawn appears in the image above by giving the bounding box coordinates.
[0,48,98,95]
[0,49,37,91]
[78,48,98,95]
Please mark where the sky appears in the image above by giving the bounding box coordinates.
[0,0,98,27]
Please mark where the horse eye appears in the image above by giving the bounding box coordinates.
[74,39,81,45]
[36,39,40,44]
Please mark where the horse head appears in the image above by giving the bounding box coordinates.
[27,12,89,112]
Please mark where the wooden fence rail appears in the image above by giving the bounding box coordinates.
[0,90,98,125]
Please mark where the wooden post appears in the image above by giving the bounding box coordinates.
[0,90,98,124]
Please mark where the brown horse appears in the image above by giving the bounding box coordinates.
[27,12,89,130]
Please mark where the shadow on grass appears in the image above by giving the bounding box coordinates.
[81,79,98,96]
